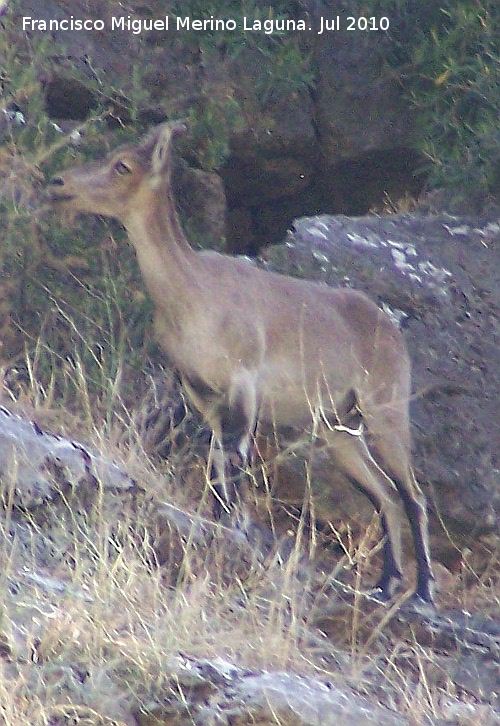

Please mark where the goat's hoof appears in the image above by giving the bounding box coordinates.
[367,586,393,605]
[369,574,404,604]
[402,593,436,616]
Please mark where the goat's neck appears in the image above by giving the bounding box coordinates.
[123,184,201,325]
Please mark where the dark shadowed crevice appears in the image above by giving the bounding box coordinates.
[221,146,426,255]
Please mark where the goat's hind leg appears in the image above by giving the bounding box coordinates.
[361,395,435,606]
[369,430,435,605]
[324,429,407,601]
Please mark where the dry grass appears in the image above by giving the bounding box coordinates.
[0,419,329,723]
[0,351,499,726]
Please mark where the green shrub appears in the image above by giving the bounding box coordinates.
[0,17,152,422]
[409,2,500,209]
[367,0,500,210]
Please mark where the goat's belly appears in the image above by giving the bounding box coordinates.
[258,378,348,431]
[259,398,312,429]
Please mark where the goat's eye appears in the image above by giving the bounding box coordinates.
[114,160,132,175]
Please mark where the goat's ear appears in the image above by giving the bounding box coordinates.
[151,120,189,176]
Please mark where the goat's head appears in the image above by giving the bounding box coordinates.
[47,119,189,222]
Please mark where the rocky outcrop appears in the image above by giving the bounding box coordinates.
[135,655,409,726]
[0,404,134,508]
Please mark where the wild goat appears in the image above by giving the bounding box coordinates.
[48,120,435,606]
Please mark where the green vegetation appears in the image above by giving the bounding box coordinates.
[409,2,500,209]
[368,0,500,209]
[0,18,164,424]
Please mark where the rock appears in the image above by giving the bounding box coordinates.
[0,405,135,509]
[174,158,227,249]
[262,213,500,566]
[311,2,414,158]
[137,655,409,726]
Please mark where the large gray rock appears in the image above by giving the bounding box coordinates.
[263,213,500,564]
[138,655,409,726]
[0,405,134,508]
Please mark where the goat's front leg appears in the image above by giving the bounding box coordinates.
[210,369,258,521]
[210,436,247,520]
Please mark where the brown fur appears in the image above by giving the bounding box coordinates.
[48,121,435,605]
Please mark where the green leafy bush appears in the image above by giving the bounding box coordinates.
[409,2,500,209]
[369,0,500,210]
[0,18,152,421]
